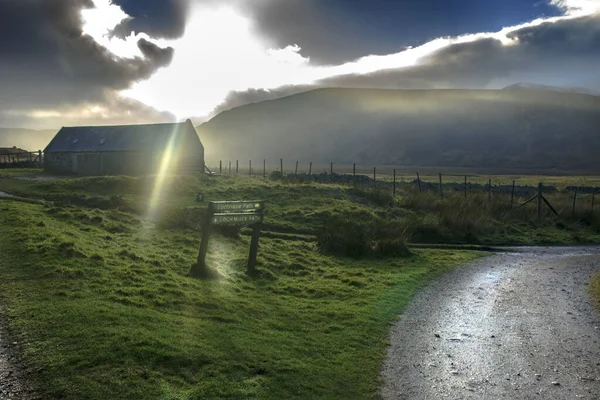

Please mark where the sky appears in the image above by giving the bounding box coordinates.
[0,0,599,129]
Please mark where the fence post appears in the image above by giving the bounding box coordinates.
[510,180,515,209]
[228,161,231,175]
[373,167,376,190]
[309,162,312,176]
[537,182,543,221]
[464,176,467,199]
[572,189,578,216]
[280,158,283,176]
[439,173,443,198]
[330,162,333,175]
[263,159,266,179]
[236,160,239,174]
[488,179,492,202]
[295,161,298,176]
[417,172,422,193]
[393,169,396,198]
[219,160,222,175]
[249,160,252,177]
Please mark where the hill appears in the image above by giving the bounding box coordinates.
[0,128,56,152]
[197,88,600,172]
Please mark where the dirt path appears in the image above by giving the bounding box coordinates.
[380,247,600,400]
[0,313,37,399]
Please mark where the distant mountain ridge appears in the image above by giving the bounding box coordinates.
[197,87,600,172]
[503,82,600,96]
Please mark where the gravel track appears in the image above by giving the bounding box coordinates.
[380,247,600,399]
[0,313,38,399]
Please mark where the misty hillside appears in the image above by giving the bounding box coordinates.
[197,88,600,171]
[0,128,56,151]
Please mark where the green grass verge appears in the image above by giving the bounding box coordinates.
[590,272,600,311]
[0,200,479,399]
[1,173,600,246]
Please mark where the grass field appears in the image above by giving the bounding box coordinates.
[0,169,599,399]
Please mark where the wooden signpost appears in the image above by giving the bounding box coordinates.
[191,200,265,277]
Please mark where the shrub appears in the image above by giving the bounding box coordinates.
[349,187,395,207]
[316,214,410,258]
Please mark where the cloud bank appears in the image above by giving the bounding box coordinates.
[0,0,176,128]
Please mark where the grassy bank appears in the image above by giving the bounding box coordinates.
[590,272,600,310]
[0,200,476,399]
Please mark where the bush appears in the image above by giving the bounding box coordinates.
[349,187,395,207]
[316,214,410,258]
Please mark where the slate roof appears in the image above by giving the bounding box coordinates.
[44,120,200,153]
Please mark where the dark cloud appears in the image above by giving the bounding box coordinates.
[0,0,175,126]
[138,38,174,66]
[243,0,391,65]
[111,0,189,39]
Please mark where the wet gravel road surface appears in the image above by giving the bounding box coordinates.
[380,247,600,399]
[0,314,37,399]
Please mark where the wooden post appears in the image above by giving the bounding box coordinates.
[249,160,252,177]
[373,167,376,190]
[488,179,492,202]
[330,162,333,175]
[295,161,299,176]
[228,161,231,175]
[464,176,467,199]
[510,180,516,209]
[219,160,222,175]
[393,169,396,198]
[537,182,543,221]
[417,172,422,193]
[439,173,443,198]
[309,162,312,176]
[236,160,239,174]
[263,159,266,179]
[247,223,262,275]
[572,189,578,216]
[280,158,283,176]
[192,210,213,276]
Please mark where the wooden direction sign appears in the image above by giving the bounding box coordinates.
[191,200,265,277]
[211,213,263,226]
[210,201,264,213]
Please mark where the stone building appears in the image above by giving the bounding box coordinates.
[44,120,204,175]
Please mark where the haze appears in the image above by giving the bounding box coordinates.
[1,0,599,131]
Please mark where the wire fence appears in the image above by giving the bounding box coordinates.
[208,159,598,218]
